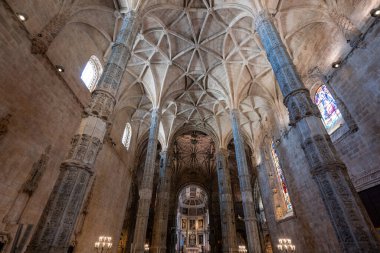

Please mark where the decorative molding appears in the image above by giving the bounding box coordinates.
[353,170,380,192]
[22,145,51,195]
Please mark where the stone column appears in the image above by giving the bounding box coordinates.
[25,11,140,253]
[151,151,171,253]
[230,110,262,253]
[132,108,161,253]
[255,12,380,252]
[216,148,238,253]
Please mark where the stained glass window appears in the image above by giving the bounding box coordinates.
[122,123,132,150]
[81,55,102,92]
[271,142,293,214]
[315,85,344,134]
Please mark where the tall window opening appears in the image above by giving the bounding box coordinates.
[314,85,344,134]
[270,141,293,219]
[81,55,102,92]
[122,123,132,150]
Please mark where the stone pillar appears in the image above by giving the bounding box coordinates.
[216,148,238,253]
[132,108,161,253]
[151,151,171,253]
[230,110,262,253]
[25,11,140,253]
[255,12,380,252]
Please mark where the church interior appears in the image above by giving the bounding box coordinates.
[1,0,380,252]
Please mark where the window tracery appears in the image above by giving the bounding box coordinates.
[81,55,102,92]
[122,123,132,150]
[314,85,344,134]
[270,141,293,219]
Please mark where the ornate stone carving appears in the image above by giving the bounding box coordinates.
[84,91,115,121]
[25,11,141,253]
[65,134,102,167]
[255,11,380,252]
[328,10,365,48]
[31,11,72,54]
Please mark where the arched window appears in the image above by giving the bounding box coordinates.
[81,55,103,92]
[314,85,344,134]
[270,141,293,219]
[122,123,132,150]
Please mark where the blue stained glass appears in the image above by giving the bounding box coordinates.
[315,85,344,134]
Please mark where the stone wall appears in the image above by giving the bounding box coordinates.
[258,130,341,253]
[74,142,133,253]
[328,21,380,192]
[0,2,134,252]
[0,0,82,250]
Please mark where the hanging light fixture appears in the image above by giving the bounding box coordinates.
[94,236,112,253]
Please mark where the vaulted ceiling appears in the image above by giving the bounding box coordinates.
[115,0,378,150]
[7,0,378,150]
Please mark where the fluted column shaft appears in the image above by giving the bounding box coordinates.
[151,151,171,253]
[230,110,262,253]
[216,149,238,253]
[25,11,140,253]
[132,108,161,253]
[255,12,380,253]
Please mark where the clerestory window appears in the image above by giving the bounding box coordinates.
[81,55,102,92]
[122,123,132,150]
[314,85,345,135]
[270,141,293,220]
